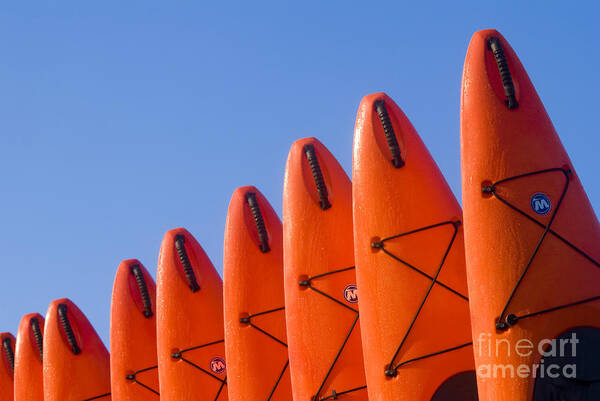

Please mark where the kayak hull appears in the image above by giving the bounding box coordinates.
[461,29,600,400]
[224,186,292,400]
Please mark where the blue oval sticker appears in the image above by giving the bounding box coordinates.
[531,193,551,215]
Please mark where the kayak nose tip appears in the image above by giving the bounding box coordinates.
[163,227,190,242]
[467,28,508,63]
[357,92,390,122]
[472,28,503,41]
[359,92,387,106]
[244,191,271,253]
[1,333,15,373]
[17,313,43,356]
[229,185,274,253]
[359,91,386,102]
[289,137,321,156]
[287,137,335,211]
[465,28,521,110]
[49,297,74,309]
[122,260,155,318]
[50,299,83,355]
[161,228,202,292]
[29,315,44,357]
[117,258,143,275]
[162,227,194,254]
[470,29,508,52]
[356,92,406,169]
[302,142,332,210]
[373,98,405,168]
[232,185,259,200]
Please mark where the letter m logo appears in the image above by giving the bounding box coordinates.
[344,284,358,303]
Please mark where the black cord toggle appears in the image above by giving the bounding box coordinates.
[174,235,201,292]
[130,263,153,318]
[246,192,271,253]
[487,37,518,109]
[496,314,518,331]
[124,365,160,396]
[495,320,508,331]
[304,144,332,210]
[374,99,405,168]
[2,337,14,372]
[57,304,81,355]
[505,314,518,326]
[30,317,43,360]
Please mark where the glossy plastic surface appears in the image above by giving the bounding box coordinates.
[0,332,15,401]
[461,29,600,400]
[110,259,159,400]
[43,298,111,401]
[157,228,228,401]
[15,313,45,401]
[353,93,476,401]
[224,186,292,400]
[283,137,368,401]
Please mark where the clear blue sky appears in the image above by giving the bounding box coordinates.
[1,2,598,346]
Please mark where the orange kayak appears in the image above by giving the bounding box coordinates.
[224,186,292,400]
[110,259,160,400]
[157,228,228,401]
[353,92,477,400]
[283,137,368,401]
[0,332,15,401]
[461,29,600,400]
[43,298,111,401]
[15,313,45,401]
